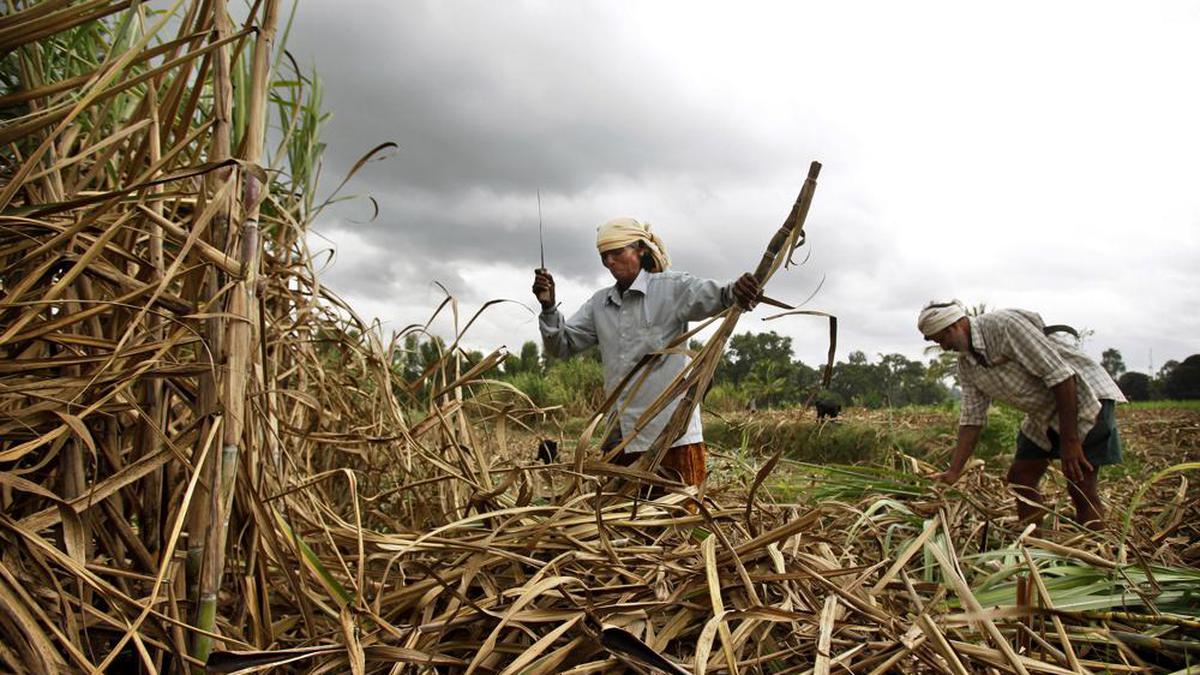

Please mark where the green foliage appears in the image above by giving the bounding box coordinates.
[714,331,824,408]
[704,403,1022,469]
[544,356,605,412]
[704,381,750,412]
[973,404,1023,461]
[813,389,844,410]
[1117,371,1153,401]
[1163,354,1200,400]
[705,415,922,466]
[276,64,329,216]
[771,463,933,503]
[503,340,543,377]
[829,350,949,409]
[504,371,553,406]
[719,331,796,385]
[966,550,1200,615]
[1101,347,1126,379]
[491,329,958,415]
[1124,399,1200,411]
[492,340,605,413]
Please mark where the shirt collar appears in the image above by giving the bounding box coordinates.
[605,269,651,306]
[966,315,990,366]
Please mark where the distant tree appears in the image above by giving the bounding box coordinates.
[504,340,542,376]
[1154,359,1180,399]
[744,361,789,409]
[788,360,821,400]
[398,333,424,380]
[926,351,958,386]
[419,335,447,371]
[831,350,885,408]
[1117,371,1152,401]
[519,341,540,372]
[1164,354,1200,400]
[719,331,794,385]
[1158,360,1180,382]
[1100,348,1126,379]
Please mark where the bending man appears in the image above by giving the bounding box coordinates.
[533,217,759,486]
[919,300,1125,530]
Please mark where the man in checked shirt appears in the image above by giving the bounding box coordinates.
[918,300,1126,531]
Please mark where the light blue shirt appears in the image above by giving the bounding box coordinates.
[539,269,735,454]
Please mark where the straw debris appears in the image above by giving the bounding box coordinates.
[2,2,1197,673]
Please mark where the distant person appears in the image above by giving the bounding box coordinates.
[533,217,759,487]
[918,300,1125,530]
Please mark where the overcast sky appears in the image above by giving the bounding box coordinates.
[285,1,1199,374]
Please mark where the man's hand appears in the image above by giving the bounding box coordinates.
[733,273,761,310]
[1059,438,1093,483]
[932,467,963,485]
[532,268,555,310]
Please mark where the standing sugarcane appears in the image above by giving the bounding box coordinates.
[189,0,235,668]
[190,0,279,668]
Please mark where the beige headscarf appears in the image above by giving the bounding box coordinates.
[595,217,671,272]
[917,299,967,337]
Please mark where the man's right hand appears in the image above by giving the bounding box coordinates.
[532,268,555,310]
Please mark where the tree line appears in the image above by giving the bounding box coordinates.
[1099,348,1200,401]
[492,331,954,413]
[388,333,1200,414]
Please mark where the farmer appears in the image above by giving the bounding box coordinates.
[533,217,760,487]
[919,300,1126,530]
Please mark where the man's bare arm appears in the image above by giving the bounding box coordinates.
[1052,375,1092,482]
[934,424,983,484]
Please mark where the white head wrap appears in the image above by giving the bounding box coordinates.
[595,217,671,272]
[918,299,967,337]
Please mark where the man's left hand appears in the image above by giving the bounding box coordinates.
[733,273,761,310]
[1059,438,1093,483]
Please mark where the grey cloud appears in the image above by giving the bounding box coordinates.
[288,2,808,196]
[288,1,1200,369]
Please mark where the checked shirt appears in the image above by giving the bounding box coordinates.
[958,309,1125,451]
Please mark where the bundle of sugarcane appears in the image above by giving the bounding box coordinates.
[0,1,460,671]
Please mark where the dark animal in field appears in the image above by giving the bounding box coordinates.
[815,400,841,420]
[537,439,559,464]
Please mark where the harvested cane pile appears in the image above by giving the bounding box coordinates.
[2,2,1199,674]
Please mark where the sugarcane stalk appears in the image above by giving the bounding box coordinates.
[192,1,280,667]
[238,0,279,487]
[190,0,235,668]
[638,161,822,478]
[139,71,167,559]
[1041,607,1200,631]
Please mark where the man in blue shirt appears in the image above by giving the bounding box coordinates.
[532,217,759,486]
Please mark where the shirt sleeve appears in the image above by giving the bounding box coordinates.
[999,313,1074,388]
[539,299,598,358]
[958,374,992,427]
[671,272,735,322]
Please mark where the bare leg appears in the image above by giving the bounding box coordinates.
[1006,459,1050,530]
[1066,467,1104,530]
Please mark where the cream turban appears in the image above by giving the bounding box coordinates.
[595,217,671,272]
[918,299,967,337]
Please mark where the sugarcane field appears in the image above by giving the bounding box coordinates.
[3,2,1200,674]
